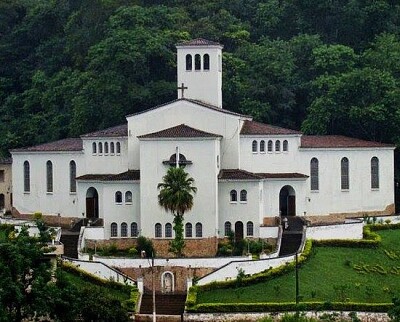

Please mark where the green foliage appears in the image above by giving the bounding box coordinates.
[388,297,400,322]
[136,235,155,257]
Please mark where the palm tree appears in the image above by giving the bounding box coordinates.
[157,167,197,257]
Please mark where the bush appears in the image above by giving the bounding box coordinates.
[136,236,155,257]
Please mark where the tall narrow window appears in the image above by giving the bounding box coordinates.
[185,223,192,238]
[275,140,281,152]
[111,223,117,237]
[260,140,265,153]
[240,189,247,202]
[283,140,288,152]
[98,142,103,154]
[371,157,379,189]
[310,158,319,191]
[268,140,273,152]
[203,54,210,70]
[116,142,121,154]
[186,54,192,71]
[165,223,172,238]
[252,140,258,153]
[121,222,128,237]
[70,160,76,193]
[115,191,122,203]
[104,142,109,154]
[195,222,202,237]
[195,54,201,70]
[92,142,97,154]
[24,161,30,192]
[110,142,115,154]
[230,190,237,202]
[247,221,254,236]
[341,157,349,190]
[155,223,162,238]
[224,221,232,236]
[125,191,132,203]
[46,161,53,193]
[131,222,138,237]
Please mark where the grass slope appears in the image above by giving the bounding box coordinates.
[197,229,400,304]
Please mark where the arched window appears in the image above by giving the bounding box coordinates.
[92,142,97,154]
[195,54,201,70]
[247,221,254,236]
[70,160,76,193]
[125,191,132,203]
[121,222,128,237]
[116,142,121,154]
[185,223,192,238]
[186,54,192,71]
[275,140,281,152]
[252,140,258,153]
[165,223,172,238]
[283,140,288,152]
[131,222,138,237]
[155,223,162,238]
[115,191,122,203]
[371,157,379,189]
[230,190,237,202]
[195,223,203,237]
[260,140,265,153]
[110,142,115,154]
[240,189,247,202]
[268,140,273,152]
[104,142,109,154]
[203,54,210,70]
[111,223,117,237]
[46,160,53,193]
[310,158,319,191]
[224,221,232,236]
[98,142,103,154]
[341,157,349,190]
[24,161,30,192]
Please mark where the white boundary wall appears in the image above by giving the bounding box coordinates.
[306,220,363,240]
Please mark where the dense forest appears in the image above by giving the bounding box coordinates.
[1,0,400,171]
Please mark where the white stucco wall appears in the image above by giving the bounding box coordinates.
[306,221,363,240]
[139,138,220,238]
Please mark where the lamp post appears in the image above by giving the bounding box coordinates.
[295,252,299,304]
[141,250,156,322]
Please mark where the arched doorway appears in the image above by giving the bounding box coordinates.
[161,271,174,293]
[86,187,99,219]
[279,185,296,216]
[0,194,4,211]
[235,221,244,242]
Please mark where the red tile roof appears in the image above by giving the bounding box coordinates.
[81,124,127,138]
[11,138,83,152]
[176,38,222,47]
[301,135,394,148]
[240,120,301,135]
[138,124,222,139]
[76,170,140,181]
[219,169,308,180]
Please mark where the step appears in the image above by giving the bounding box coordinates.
[140,293,186,315]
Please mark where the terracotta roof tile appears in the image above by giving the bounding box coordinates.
[76,170,140,181]
[11,138,83,152]
[240,120,301,135]
[81,124,127,138]
[219,169,308,180]
[301,135,394,148]
[127,98,250,118]
[176,38,222,47]
[138,124,222,139]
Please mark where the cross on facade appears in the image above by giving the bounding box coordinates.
[177,83,188,98]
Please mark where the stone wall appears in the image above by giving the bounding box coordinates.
[11,210,81,229]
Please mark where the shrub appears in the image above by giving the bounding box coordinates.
[136,236,155,257]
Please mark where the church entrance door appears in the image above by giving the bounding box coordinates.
[86,187,99,219]
[279,186,296,216]
[235,221,244,242]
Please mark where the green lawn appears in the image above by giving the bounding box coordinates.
[197,229,400,304]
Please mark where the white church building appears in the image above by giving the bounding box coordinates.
[11,39,395,244]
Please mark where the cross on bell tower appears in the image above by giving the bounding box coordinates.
[177,83,188,99]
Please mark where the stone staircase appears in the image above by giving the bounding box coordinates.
[279,216,305,257]
[60,230,79,258]
[137,292,186,321]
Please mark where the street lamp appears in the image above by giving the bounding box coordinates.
[142,250,156,322]
[295,252,299,304]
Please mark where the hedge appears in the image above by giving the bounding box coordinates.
[187,301,393,313]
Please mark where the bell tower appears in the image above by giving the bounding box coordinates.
[176,38,223,108]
